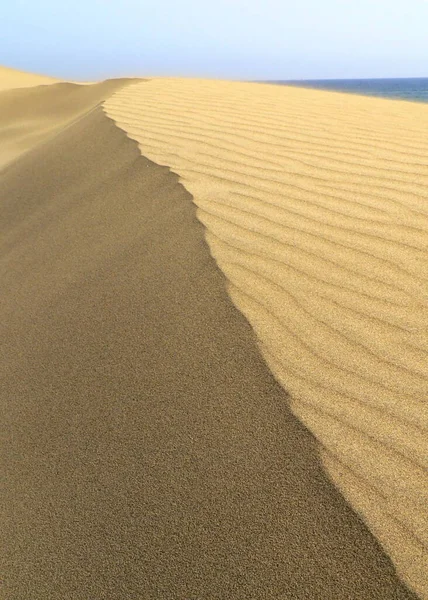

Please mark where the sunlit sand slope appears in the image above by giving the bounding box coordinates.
[0,65,59,91]
[105,78,428,598]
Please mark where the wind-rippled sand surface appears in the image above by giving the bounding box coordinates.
[105,78,428,598]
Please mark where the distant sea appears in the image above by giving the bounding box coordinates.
[268,78,428,103]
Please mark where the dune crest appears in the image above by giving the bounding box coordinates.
[104,78,428,598]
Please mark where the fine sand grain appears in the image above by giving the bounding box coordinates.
[104,78,428,598]
[0,76,421,598]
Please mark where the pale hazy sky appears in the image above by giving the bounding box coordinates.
[2,0,428,81]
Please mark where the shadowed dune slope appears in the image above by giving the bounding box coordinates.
[0,78,135,169]
[0,98,419,598]
[104,78,428,599]
[0,65,60,91]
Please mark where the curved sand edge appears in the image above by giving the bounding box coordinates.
[104,78,428,598]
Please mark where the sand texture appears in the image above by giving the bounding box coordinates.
[104,78,428,598]
[1,72,423,598]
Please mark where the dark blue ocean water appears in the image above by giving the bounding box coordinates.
[269,78,428,103]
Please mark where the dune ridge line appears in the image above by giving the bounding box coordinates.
[104,77,428,598]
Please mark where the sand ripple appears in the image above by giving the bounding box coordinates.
[104,79,428,598]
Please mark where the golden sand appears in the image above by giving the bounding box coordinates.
[104,78,428,598]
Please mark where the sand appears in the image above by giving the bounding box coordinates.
[104,78,428,598]
[0,68,426,598]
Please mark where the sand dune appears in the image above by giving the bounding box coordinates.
[1,72,422,598]
[104,78,428,598]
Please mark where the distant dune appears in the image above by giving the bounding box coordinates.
[0,77,133,169]
[0,65,60,91]
[1,67,426,599]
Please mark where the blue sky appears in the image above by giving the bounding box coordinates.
[1,0,428,80]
